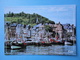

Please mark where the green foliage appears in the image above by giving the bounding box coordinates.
[4,12,55,26]
[44,25,53,32]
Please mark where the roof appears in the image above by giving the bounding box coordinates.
[33,23,42,28]
[17,24,22,27]
[62,24,73,30]
[10,23,17,27]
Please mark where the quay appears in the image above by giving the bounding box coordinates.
[5,18,76,49]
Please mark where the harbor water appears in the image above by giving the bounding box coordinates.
[5,44,76,55]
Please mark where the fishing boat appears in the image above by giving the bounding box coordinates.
[49,38,65,45]
[11,40,26,49]
[64,40,74,45]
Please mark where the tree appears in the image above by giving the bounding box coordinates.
[5,12,55,25]
[45,25,53,32]
[17,19,23,24]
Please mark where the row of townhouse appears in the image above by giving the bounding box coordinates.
[5,21,76,41]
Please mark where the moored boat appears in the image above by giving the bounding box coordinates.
[49,38,65,45]
[11,40,26,49]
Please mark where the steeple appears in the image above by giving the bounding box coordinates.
[59,22,60,24]
[36,17,39,24]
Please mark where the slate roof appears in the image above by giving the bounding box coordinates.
[10,23,17,27]
[17,24,22,27]
[33,23,42,29]
[62,24,73,30]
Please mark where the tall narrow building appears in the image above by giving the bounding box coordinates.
[36,17,39,24]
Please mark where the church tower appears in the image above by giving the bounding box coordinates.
[36,17,39,24]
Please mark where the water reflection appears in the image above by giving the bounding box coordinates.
[5,45,76,55]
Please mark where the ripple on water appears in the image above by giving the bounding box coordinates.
[5,44,76,55]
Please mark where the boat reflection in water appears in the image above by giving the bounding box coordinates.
[5,21,76,55]
[5,44,76,55]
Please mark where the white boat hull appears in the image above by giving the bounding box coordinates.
[11,46,21,49]
[65,41,72,45]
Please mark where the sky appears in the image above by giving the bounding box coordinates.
[4,5,76,25]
